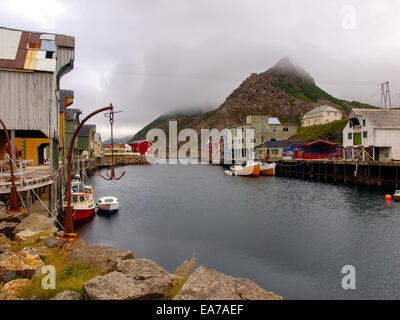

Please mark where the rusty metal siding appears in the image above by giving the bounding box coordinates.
[0,70,56,138]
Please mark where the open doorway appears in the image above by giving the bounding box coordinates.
[37,143,49,165]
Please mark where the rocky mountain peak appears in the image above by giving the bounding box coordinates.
[266,57,315,84]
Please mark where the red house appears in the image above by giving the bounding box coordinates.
[302,140,342,160]
[128,140,153,155]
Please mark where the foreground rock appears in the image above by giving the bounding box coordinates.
[84,259,179,300]
[0,212,28,224]
[1,279,30,297]
[67,245,134,272]
[0,250,44,282]
[0,221,19,237]
[51,290,83,300]
[174,266,283,300]
[13,214,57,242]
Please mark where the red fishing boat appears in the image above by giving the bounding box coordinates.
[70,190,96,221]
[65,174,96,221]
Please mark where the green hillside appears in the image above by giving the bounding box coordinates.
[290,120,348,143]
[270,74,350,112]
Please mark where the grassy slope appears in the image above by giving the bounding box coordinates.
[290,119,348,142]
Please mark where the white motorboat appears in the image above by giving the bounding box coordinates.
[98,197,119,213]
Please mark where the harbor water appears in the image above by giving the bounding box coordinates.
[76,164,400,299]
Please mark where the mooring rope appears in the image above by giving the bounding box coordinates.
[276,161,308,168]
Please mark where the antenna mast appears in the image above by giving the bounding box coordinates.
[380,82,392,109]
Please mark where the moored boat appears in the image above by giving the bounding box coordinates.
[258,162,277,176]
[230,160,260,177]
[69,192,96,221]
[98,197,119,213]
[394,190,400,200]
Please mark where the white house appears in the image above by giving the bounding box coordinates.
[342,109,400,161]
[302,105,343,127]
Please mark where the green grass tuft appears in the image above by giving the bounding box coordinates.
[291,120,348,142]
[18,249,105,300]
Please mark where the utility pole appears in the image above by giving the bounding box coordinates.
[380,82,392,109]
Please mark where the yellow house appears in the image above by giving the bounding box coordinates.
[93,132,102,158]
[59,90,74,156]
[302,105,343,127]
[15,138,50,166]
[103,143,133,156]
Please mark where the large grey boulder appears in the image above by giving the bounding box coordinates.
[13,214,57,242]
[83,259,180,300]
[174,266,283,300]
[0,221,19,237]
[67,245,134,272]
[51,290,83,300]
[0,212,28,224]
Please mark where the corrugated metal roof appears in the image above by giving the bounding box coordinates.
[351,109,400,129]
[0,27,74,72]
[40,34,56,41]
[0,28,22,60]
[41,39,56,52]
[24,49,56,72]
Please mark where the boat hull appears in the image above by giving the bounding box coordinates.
[98,203,119,213]
[73,208,96,221]
[232,165,260,177]
[259,163,277,176]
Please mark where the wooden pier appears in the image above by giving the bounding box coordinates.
[276,159,400,189]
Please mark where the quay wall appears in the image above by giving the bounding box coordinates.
[276,160,400,189]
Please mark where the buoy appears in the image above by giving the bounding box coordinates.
[386,195,393,201]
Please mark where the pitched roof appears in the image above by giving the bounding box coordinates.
[350,109,400,129]
[60,90,74,113]
[256,140,301,149]
[303,105,341,119]
[0,27,74,72]
[78,124,96,137]
[65,108,81,121]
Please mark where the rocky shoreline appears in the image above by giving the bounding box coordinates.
[0,206,283,301]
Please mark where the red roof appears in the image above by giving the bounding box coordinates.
[305,140,339,147]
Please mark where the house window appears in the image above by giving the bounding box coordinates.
[363,119,366,127]
[271,139,276,142]
[348,133,352,140]
[272,149,279,155]
[45,51,53,59]
[283,127,289,132]
[363,131,368,139]
[270,127,277,132]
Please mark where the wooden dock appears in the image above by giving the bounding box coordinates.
[276,159,400,189]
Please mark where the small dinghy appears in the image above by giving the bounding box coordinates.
[98,197,119,213]
[394,190,400,200]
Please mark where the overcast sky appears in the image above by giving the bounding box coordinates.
[1,0,399,139]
